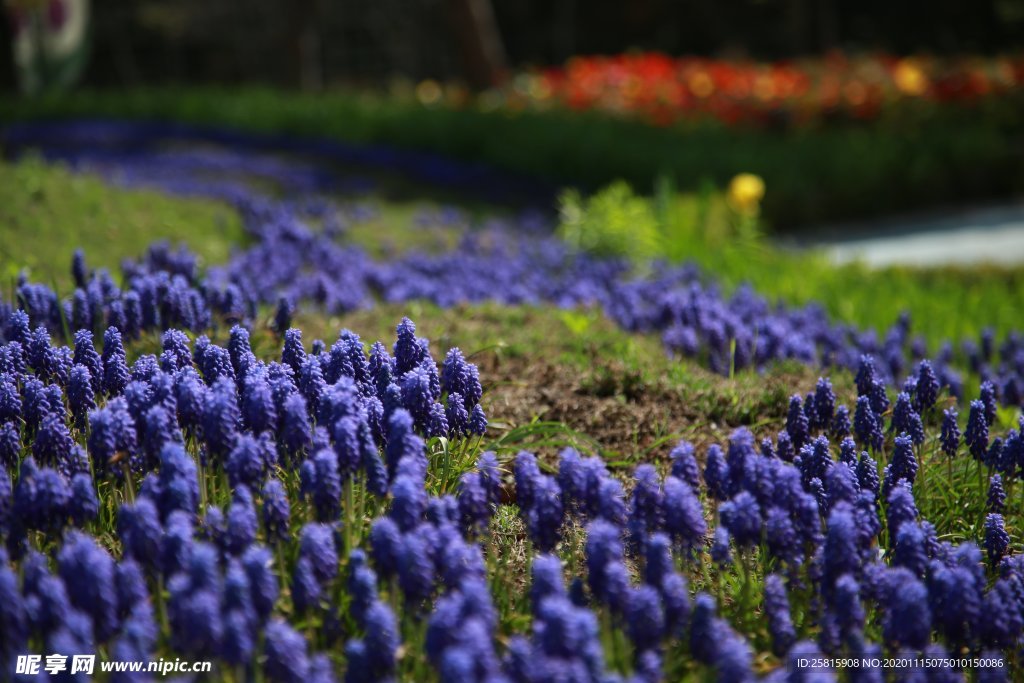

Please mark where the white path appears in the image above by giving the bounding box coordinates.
[797,201,1024,268]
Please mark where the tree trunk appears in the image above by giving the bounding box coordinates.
[447,0,508,89]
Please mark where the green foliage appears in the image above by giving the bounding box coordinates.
[3,88,1024,230]
[558,182,663,260]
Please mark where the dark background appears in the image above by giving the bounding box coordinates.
[3,0,1024,92]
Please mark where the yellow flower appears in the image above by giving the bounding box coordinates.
[894,59,929,96]
[728,173,765,215]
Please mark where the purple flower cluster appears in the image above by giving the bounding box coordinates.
[0,313,485,679]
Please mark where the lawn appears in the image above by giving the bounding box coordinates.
[0,156,244,290]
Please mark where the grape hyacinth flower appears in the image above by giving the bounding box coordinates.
[915,360,939,412]
[831,405,851,440]
[966,400,989,461]
[719,491,761,548]
[786,395,809,451]
[985,514,1011,566]
[891,393,925,446]
[940,407,960,459]
[853,396,882,452]
[262,478,291,542]
[763,574,795,657]
[980,380,998,426]
[663,475,706,554]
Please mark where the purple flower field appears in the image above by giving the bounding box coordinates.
[0,119,1022,682]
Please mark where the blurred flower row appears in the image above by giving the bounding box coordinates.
[416,52,1024,127]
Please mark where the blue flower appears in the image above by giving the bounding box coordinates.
[32,412,74,468]
[242,545,279,622]
[529,554,567,611]
[0,421,19,472]
[881,568,931,650]
[369,517,402,579]
[69,473,99,527]
[308,448,342,522]
[585,520,623,600]
[458,471,490,534]
[225,486,258,556]
[58,531,120,641]
[264,618,310,683]
[526,475,564,553]
[291,557,322,614]
[822,503,861,593]
[831,404,851,440]
[711,526,732,566]
[281,328,308,375]
[663,475,706,554]
[118,498,162,571]
[763,574,795,657]
[985,514,1011,566]
[629,464,664,537]
[886,482,918,539]
[102,327,130,396]
[397,528,435,606]
[928,560,981,648]
[980,380,998,426]
[280,393,312,461]
[242,372,278,435]
[441,348,482,408]
[299,523,338,584]
[719,491,761,548]
[988,474,1007,514]
[626,585,665,651]
[393,318,424,376]
[385,409,425,483]
[202,377,240,460]
[892,522,928,577]
[891,393,925,446]
[201,344,234,384]
[390,474,427,532]
[468,404,487,436]
[67,365,95,428]
[914,360,939,412]
[786,395,809,451]
[980,578,1022,649]
[856,451,879,496]
[364,600,399,678]
[157,442,199,520]
[704,445,728,501]
[764,506,800,566]
[966,399,989,461]
[889,434,919,488]
[853,396,882,452]
[262,478,291,542]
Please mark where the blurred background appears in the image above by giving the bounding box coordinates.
[2,0,1024,264]
[3,0,1024,89]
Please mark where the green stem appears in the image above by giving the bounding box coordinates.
[156,574,169,640]
[343,478,354,557]
[122,462,135,503]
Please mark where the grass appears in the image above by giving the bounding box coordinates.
[0,156,245,290]
[2,87,1023,231]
